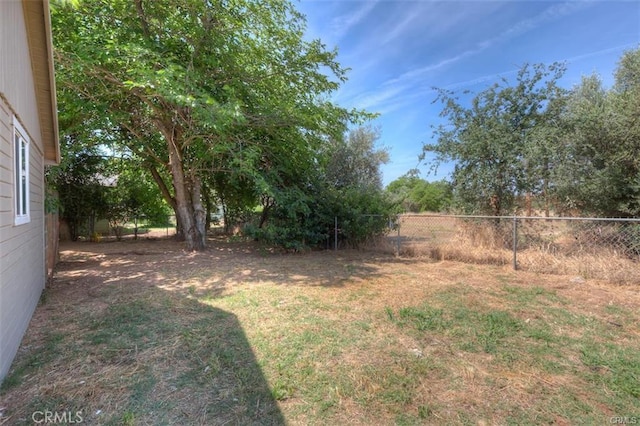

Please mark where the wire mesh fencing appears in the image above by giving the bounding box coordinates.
[60,215,177,241]
[326,214,395,251]
[356,214,640,284]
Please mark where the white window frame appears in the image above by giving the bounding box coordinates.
[13,117,30,225]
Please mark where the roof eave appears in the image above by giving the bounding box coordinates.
[22,0,60,165]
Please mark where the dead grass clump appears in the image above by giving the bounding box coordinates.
[429,246,443,260]
[402,241,511,266]
[518,248,640,285]
[394,216,640,283]
[439,243,510,266]
[423,243,640,283]
[398,244,417,257]
[457,220,510,250]
[360,235,398,254]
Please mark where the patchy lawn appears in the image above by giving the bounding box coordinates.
[1,236,639,425]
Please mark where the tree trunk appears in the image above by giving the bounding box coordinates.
[218,192,232,234]
[259,195,274,228]
[174,212,185,241]
[190,175,207,249]
[223,202,231,234]
[202,180,212,231]
[164,126,207,251]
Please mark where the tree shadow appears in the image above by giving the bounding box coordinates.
[51,235,409,301]
[1,256,286,425]
[2,237,442,424]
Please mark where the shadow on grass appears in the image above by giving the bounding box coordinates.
[0,265,285,425]
[0,237,428,423]
[49,235,412,301]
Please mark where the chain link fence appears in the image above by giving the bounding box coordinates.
[326,214,395,251]
[60,215,177,241]
[353,214,640,284]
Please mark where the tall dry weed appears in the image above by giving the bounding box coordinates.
[457,220,511,250]
[394,219,639,284]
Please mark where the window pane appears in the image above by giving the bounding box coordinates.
[21,140,27,172]
[15,134,20,213]
[13,120,30,224]
[21,175,27,214]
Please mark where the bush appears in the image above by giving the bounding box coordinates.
[244,184,394,251]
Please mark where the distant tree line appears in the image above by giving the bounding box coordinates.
[424,47,640,217]
[385,172,452,213]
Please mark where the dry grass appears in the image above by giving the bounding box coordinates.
[517,248,640,283]
[389,215,640,284]
[1,236,639,425]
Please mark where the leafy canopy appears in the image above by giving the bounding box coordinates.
[51,0,371,249]
[424,63,566,215]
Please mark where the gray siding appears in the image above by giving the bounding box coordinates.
[0,1,41,138]
[0,1,48,382]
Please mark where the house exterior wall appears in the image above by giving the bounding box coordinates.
[0,1,48,382]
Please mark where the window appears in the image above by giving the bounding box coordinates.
[13,117,29,225]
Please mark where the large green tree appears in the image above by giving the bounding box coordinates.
[52,0,358,250]
[386,173,451,213]
[554,48,640,216]
[244,126,393,250]
[424,63,567,215]
[325,126,389,191]
[609,47,640,216]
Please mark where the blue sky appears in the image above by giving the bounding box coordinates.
[297,0,640,186]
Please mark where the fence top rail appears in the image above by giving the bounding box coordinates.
[398,214,640,223]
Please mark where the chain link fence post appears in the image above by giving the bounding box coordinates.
[397,215,401,256]
[512,215,518,270]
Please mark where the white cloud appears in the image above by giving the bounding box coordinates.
[565,42,638,64]
[349,83,407,110]
[384,50,479,87]
[321,0,606,120]
[392,2,595,83]
[443,69,520,91]
[329,1,379,42]
[486,1,595,48]
[380,10,420,45]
